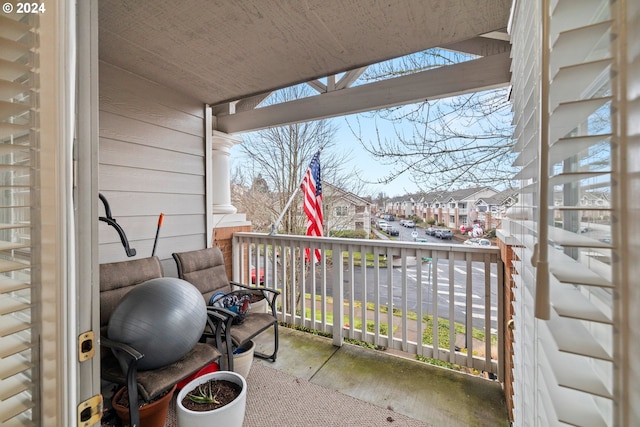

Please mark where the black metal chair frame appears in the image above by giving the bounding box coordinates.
[172,247,281,371]
[100,256,224,427]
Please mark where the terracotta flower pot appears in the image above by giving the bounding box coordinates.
[112,384,176,427]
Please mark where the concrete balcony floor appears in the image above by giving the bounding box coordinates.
[248,326,509,427]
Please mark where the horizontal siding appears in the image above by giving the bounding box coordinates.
[98,192,205,217]
[100,138,203,175]
[99,234,208,266]
[99,62,205,119]
[99,214,206,244]
[99,164,204,194]
[99,64,207,264]
[100,70,203,137]
[100,111,203,156]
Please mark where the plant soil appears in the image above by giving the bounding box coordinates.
[249,292,264,303]
[181,379,242,412]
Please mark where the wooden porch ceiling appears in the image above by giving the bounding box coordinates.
[99,0,513,133]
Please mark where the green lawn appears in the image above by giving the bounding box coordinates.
[298,294,495,348]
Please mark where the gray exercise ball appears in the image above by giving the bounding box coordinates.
[107,277,207,370]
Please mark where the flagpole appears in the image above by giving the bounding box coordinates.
[269,146,324,236]
[269,187,300,235]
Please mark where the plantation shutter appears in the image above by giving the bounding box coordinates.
[0,11,39,426]
[508,0,623,425]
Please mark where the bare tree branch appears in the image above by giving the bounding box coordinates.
[349,50,517,192]
[232,85,362,233]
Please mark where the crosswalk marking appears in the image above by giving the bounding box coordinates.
[453,300,497,311]
[436,289,482,299]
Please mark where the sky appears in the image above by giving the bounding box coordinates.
[331,114,417,198]
[229,50,514,200]
[229,111,417,200]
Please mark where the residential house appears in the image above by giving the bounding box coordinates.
[321,183,372,236]
[474,190,519,229]
[416,187,498,227]
[580,191,610,209]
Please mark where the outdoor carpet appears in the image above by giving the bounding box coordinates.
[161,361,431,427]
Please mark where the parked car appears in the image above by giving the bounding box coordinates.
[426,227,438,236]
[251,266,264,284]
[478,238,491,246]
[383,214,395,221]
[377,220,388,230]
[379,222,391,232]
[403,220,415,228]
[387,227,400,236]
[437,229,453,240]
[464,238,492,247]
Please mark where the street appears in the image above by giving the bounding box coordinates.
[257,218,499,333]
[341,259,498,332]
[371,218,498,331]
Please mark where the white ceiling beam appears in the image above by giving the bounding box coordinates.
[441,37,511,57]
[308,66,369,94]
[234,92,272,113]
[335,67,368,90]
[307,80,327,93]
[216,52,511,134]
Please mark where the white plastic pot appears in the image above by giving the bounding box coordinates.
[232,340,255,378]
[176,371,247,427]
[249,296,268,314]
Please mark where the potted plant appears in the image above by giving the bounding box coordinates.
[111,384,176,427]
[176,371,247,427]
[248,290,268,313]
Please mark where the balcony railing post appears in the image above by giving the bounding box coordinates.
[497,256,505,383]
[332,242,344,347]
[232,232,502,375]
[232,234,240,282]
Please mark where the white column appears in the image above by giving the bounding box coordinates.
[211,130,242,214]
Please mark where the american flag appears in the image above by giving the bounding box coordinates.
[301,151,323,262]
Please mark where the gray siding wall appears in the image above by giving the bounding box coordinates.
[98,62,207,274]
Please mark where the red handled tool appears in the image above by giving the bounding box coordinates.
[151,213,164,256]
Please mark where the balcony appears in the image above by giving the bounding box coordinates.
[231,232,508,424]
[109,232,509,426]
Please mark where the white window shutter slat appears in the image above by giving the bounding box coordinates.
[0,11,37,426]
[549,134,611,165]
[506,0,625,424]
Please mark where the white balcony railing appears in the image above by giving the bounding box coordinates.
[233,232,504,380]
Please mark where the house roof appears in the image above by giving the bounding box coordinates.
[99,1,512,133]
[421,186,493,203]
[323,183,372,206]
[447,187,494,201]
[474,188,518,205]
